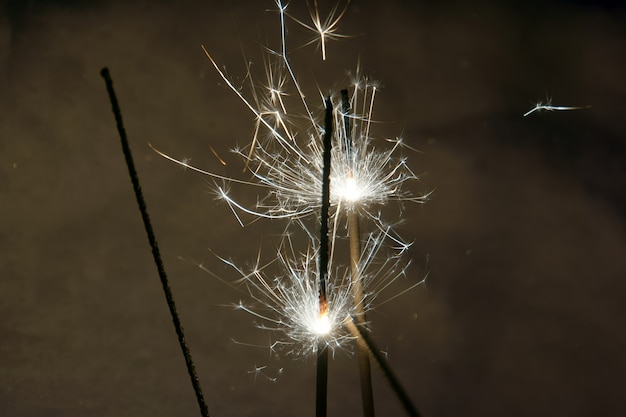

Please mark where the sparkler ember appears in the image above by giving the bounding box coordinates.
[288,0,352,61]
[314,307,331,335]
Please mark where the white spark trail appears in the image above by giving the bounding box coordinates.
[524,97,591,117]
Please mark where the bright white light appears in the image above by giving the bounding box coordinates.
[313,312,331,335]
[199,231,419,357]
[335,173,361,203]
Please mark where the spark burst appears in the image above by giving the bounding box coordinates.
[155,0,427,357]
[235,78,428,221]
[199,230,418,357]
[156,4,429,239]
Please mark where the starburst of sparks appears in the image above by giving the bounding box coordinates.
[197,230,420,357]
[155,0,428,357]
[237,77,427,214]
[157,4,429,233]
[286,0,352,61]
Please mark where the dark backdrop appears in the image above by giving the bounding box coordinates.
[1,1,625,416]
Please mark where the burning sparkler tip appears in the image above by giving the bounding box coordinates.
[313,311,332,335]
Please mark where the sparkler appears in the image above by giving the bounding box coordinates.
[219,238,352,357]
[195,226,417,358]
[342,88,375,417]
[152,0,428,364]
[154,1,428,233]
[195,227,422,414]
[153,1,428,414]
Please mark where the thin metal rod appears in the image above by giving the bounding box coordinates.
[342,89,375,417]
[101,67,211,417]
[345,317,421,417]
[316,96,333,417]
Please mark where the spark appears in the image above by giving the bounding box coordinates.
[247,365,279,383]
[287,0,352,61]
[524,97,591,117]
[208,145,227,166]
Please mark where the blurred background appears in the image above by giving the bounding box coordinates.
[1,0,625,416]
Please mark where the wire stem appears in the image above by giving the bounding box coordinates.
[316,96,333,417]
[344,317,421,417]
[316,343,329,417]
[342,89,375,417]
[101,67,210,417]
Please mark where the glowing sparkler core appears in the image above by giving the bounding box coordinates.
[334,171,361,203]
[313,310,331,335]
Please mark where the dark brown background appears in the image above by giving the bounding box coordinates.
[1,0,625,416]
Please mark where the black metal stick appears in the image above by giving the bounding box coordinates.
[316,96,333,417]
[344,317,421,417]
[100,67,211,417]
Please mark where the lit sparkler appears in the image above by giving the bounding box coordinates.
[158,75,427,235]
[198,229,418,357]
[154,0,428,356]
[154,0,429,246]
[146,1,429,414]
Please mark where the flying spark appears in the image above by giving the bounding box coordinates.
[287,0,352,61]
[524,96,591,117]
